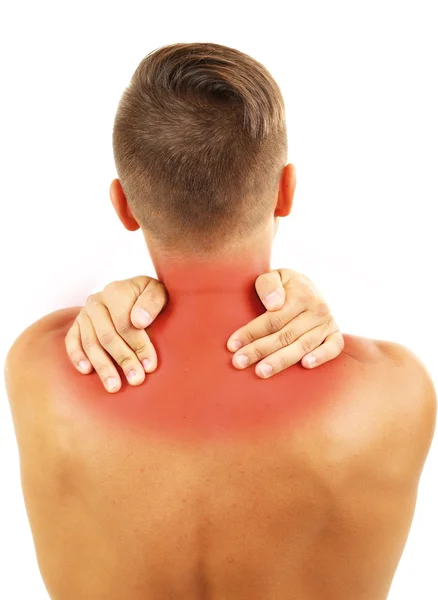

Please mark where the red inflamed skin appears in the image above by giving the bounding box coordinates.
[48,257,353,444]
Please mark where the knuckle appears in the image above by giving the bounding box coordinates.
[298,289,313,305]
[280,268,300,285]
[97,330,115,347]
[301,337,315,354]
[251,344,265,361]
[114,319,132,336]
[278,328,296,348]
[314,301,330,318]
[277,354,289,371]
[297,279,318,304]
[132,343,148,356]
[103,280,135,303]
[266,313,284,335]
[103,280,121,295]
[127,278,142,298]
[75,308,86,324]
[242,328,256,344]
[82,338,95,352]
[85,293,101,309]
[117,354,133,369]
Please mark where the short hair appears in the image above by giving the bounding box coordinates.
[113,42,288,254]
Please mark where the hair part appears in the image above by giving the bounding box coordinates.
[113,42,288,254]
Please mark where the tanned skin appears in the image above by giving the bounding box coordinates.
[5,162,437,599]
[5,269,436,600]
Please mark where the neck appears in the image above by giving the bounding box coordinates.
[152,249,272,297]
[147,245,273,345]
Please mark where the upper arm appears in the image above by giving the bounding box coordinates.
[378,340,437,472]
[5,308,82,479]
[400,344,437,462]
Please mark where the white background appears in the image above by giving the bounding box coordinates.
[0,1,437,598]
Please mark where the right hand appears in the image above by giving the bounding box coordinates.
[65,276,167,392]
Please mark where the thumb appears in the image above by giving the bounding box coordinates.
[255,270,286,311]
[130,278,168,329]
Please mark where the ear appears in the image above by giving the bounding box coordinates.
[274,163,296,217]
[109,179,140,231]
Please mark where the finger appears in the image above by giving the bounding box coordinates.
[253,322,337,379]
[85,296,146,385]
[255,270,286,311]
[227,280,332,354]
[102,293,158,373]
[130,278,168,329]
[76,312,122,393]
[231,310,321,369]
[102,276,148,328]
[301,331,345,369]
[227,302,305,352]
[65,318,94,374]
[278,268,321,294]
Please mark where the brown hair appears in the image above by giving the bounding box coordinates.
[113,42,288,254]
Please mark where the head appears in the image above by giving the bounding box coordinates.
[110,42,296,259]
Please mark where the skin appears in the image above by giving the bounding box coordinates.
[64,268,344,393]
[5,162,437,599]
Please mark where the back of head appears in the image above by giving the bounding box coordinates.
[113,42,288,255]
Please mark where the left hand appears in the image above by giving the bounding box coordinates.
[227,269,344,378]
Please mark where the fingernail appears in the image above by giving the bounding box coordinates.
[230,339,242,352]
[135,308,153,328]
[105,377,119,391]
[127,369,137,381]
[257,363,273,378]
[236,354,250,368]
[78,360,89,372]
[142,358,153,372]
[264,289,282,309]
[307,355,317,367]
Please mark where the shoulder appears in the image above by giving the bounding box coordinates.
[343,333,436,411]
[6,307,80,360]
[378,339,436,446]
[340,333,407,365]
[365,335,436,406]
[342,333,437,467]
[343,332,435,377]
[5,307,80,398]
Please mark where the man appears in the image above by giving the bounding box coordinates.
[5,42,436,600]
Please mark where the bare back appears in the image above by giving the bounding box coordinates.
[6,309,436,600]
